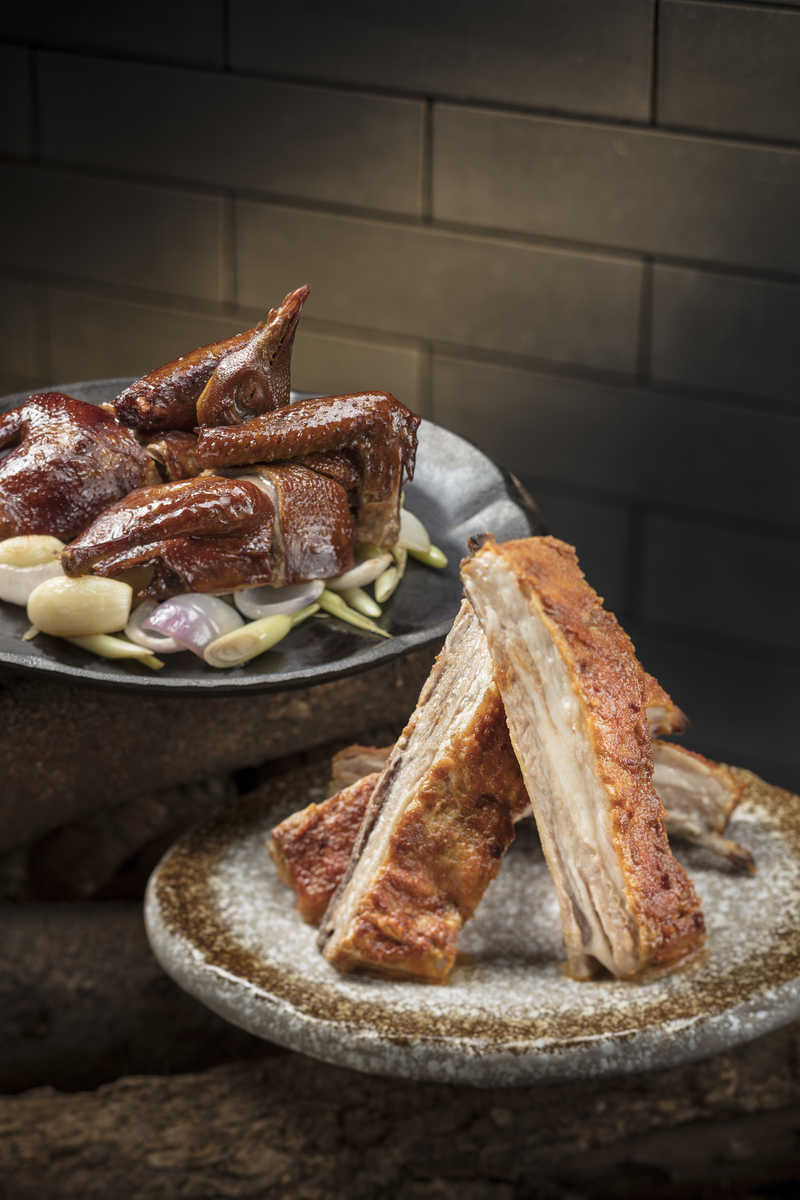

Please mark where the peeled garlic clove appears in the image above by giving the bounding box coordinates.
[0,535,64,567]
[203,613,292,668]
[0,558,63,606]
[397,509,430,554]
[27,575,133,638]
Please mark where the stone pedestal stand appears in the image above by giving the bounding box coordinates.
[2,655,798,1198]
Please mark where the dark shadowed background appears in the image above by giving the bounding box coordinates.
[1,0,798,789]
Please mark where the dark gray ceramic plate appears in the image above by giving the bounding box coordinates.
[0,379,543,693]
[145,768,800,1087]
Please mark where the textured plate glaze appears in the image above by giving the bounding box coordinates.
[0,379,542,692]
[146,768,800,1087]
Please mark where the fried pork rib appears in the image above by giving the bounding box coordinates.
[270,774,381,925]
[195,393,420,547]
[112,285,309,433]
[461,536,705,979]
[0,392,158,541]
[271,736,751,931]
[61,467,353,599]
[653,742,753,873]
[317,602,528,981]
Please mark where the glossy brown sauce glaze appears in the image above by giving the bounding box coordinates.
[0,392,158,541]
[61,466,354,600]
[112,285,309,434]
[196,392,420,547]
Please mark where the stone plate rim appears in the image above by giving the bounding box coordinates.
[144,767,800,1087]
[0,378,543,694]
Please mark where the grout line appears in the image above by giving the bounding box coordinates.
[5,36,800,154]
[7,158,800,287]
[624,504,647,621]
[650,0,661,126]
[221,0,231,71]
[421,99,434,223]
[27,49,40,163]
[636,257,654,382]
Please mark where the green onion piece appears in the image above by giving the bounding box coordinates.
[203,613,291,668]
[318,589,391,638]
[408,544,448,569]
[68,634,164,670]
[290,601,320,628]
[341,586,382,618]
[392,545,408,574]
[22,625,39,641]
[374,566,400,604]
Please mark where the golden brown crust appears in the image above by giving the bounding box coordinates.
[644,672,689,736]
[462,536,705,975]
[269,775,378,925]
[330,682,519,980]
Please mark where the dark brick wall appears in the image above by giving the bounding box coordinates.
[1,1,798,788]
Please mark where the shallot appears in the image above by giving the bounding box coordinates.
[144,593,243,657]
[234,579,324,620]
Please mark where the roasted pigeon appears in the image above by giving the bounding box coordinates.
[0,392,158,542]
[195,393,420,547]
[317,602,528,980]
[61,466,354,599]
[112,285,309,433]
[461,535,705,979]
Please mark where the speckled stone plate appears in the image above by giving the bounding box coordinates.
[145,767,800,1087]
[0,379,543,693]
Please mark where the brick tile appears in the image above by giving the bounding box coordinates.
[631,625,800,792]
[433,105,800,274]
[430,354,800,524]
[46,289,426,413]
[652,264,800,403]
[46,292,246,386]
[0,47,29,158]
[230,0,653,120]
[531,489,631,614]
[0,1,223,66]
[659,1,800,143]
[0,166,225,301]
[292,332,425,415]
[0,279,41,380]
[39,54,424,216]
[642,513,800,649]
[236,202,641,375]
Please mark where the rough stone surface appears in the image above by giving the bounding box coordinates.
[0,645,436,855]
[0,903,261,1092]
[1,1027,799,1198]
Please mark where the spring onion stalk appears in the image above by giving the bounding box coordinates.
[318,589,390,638]
[22,625,39,641]
[397,509,430,554]
[203,613,292,668]
[326,554,392,592]
[408,544,448,569]
[340,586,382,618]
[373,566,399,604]
[290,602,320,628]
[67,634,164,670]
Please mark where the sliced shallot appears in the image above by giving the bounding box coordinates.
[125,601,184,654]
[397,508,430,554]
[234,579,324,620]
[144,593,243,657]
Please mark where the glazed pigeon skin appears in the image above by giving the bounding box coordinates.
[0,392,157,541]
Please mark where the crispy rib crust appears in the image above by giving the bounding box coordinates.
[270,775,379,924]
[318,604,527,981]
[644,673,688,737]
[461,536,705,979]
